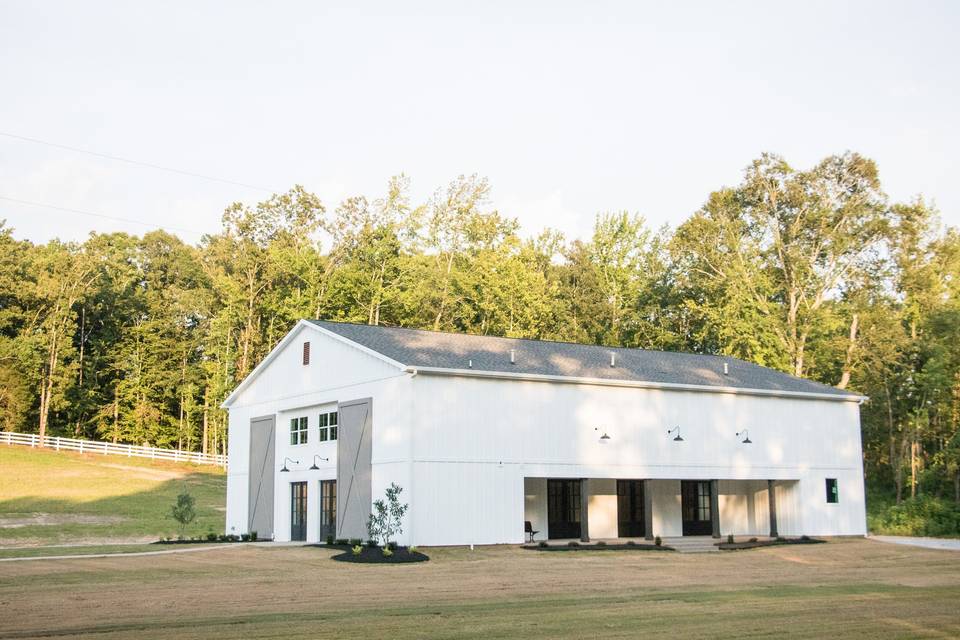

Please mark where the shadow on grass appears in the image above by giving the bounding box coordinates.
[0,472,226,545]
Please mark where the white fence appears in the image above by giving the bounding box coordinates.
[1,431,227,467]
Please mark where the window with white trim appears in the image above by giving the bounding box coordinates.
[290,416,308,445]
[318,411,338,442]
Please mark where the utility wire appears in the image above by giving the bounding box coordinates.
[0,131,280,194]
[0,195,209,237]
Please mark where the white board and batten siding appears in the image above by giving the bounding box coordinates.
[410,374,865,544]
[226,321,867,545]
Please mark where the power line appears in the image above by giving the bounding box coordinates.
[0,195,210,237]
[0,131,280,194]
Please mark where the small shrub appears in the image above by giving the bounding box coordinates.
[800,534,810,541]
[538,540,548,548]
[217,534,227,542]
[749,537,758,543]
[387,541,398,551]
[567,541,580,547]
[326,535,334,545]
[727,534,734,544]
[349,538,362,547]
[240,533,250,542]
[250,531,258,542]
[409,546,418,553]
[169,492,197,537]
[776,536,786,542]
[654,536,662,547]
[335,538,349,546]
[351,545,362,556]
[595,540,606,547]
[366,539,379,548]
[382,547,394,557]
[626,540,636,546]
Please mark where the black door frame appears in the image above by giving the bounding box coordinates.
[319,479,336,541]
[617,480,646,538]
[680,480,713,536]
[290,481,307,541]
[547,479,582,539]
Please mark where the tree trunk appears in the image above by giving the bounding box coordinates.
[112,385,119,444]
[38,327,60,447]
[202,386,209,456]
[837,313,859,389]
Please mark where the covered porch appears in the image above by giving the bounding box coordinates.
[523,478,798,542]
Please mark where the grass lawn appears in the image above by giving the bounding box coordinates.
[0,543,213,559]
[1,538,958,639]
[0,444,226,546]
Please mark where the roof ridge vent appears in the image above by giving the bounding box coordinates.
[510,349,516,364]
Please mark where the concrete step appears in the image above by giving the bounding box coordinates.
[662,537,720,553]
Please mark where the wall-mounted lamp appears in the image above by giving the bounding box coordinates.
[736,430,752,444]
[667,426,683,442]
[309,455,329,470]
[595,427,611,444]
[280,457,300,472]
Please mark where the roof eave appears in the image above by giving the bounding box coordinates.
[405,366,867,403]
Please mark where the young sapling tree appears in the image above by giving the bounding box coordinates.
[367,483,409,548]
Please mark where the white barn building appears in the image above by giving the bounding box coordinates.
[223,320,867,545]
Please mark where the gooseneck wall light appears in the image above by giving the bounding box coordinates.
[309,455,330,470]
[280,457,300,473]
[737,430,752,444]
[595,427,611,444]
[667,426,684,442]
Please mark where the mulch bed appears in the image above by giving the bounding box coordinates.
[718,537,826,551]
[523,543,674,552]
[331,546,430,563]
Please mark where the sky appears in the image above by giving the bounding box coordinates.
[1,1,958,246]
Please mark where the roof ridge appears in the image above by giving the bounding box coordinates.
[309,319,734,360]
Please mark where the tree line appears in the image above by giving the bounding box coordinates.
[1,151,958,505]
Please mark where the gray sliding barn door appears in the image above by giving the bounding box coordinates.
[247,415,276,539]
[336,398,372,540]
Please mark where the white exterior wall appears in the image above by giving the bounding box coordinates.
[412,374,866,545]
[225,324,414,542]
[227,324,866,545]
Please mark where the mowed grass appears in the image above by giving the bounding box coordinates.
[0,543,215,559]
[0,445,226,546]
[1,539,959,639]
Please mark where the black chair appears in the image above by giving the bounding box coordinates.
[524,520,539,543]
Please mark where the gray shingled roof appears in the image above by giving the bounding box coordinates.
[308,320,859,399]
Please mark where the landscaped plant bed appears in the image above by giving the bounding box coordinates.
[331,545,429,564]
[153,538,251,545]
[154,534,259,544]
[523,542,674,552]
[718,537,825,551]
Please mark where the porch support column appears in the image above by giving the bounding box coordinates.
[768,480,779,538]
[710,479,720,538]
[580,478,590,542]
[643,479,654,541]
